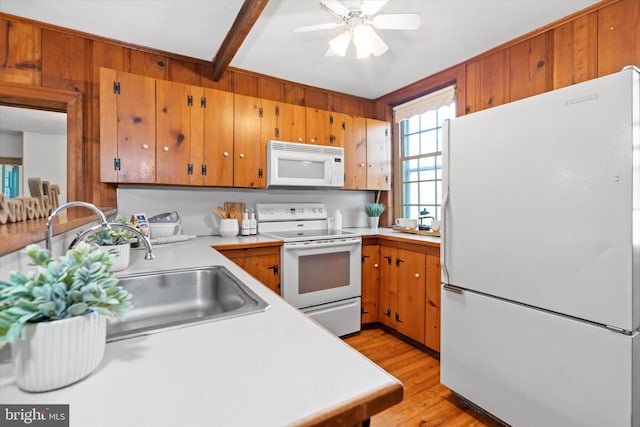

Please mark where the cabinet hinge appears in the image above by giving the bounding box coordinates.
[330,135,335,144]
[275,127,280,138]
[258,107,263,118]
[395,312,403,323]
[201,164,207,176]
[113,82,120,94]
[361,255,370,264]
[330,115,334,125]
[396,257,405,267]
[113,158,121,171]
[187,95,193,106]
[258,168,263,178]
[384,255,392,265]
[275,105,279,116]
[187,163,194,175]
[385,128,389,137]
[201,97,206,108]
[342,121,346,130]
[267,264,278,275]
[385,175,389,184]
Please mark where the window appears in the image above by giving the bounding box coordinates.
[394,86,456,221]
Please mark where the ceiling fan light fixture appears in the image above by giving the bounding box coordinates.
[353,24,388,59]
[328,30,352,56]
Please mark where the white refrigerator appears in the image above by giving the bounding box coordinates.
[441,67,639,427]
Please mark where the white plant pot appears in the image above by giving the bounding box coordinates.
[12,312,106,392]
[368,216,380,230]
[104,243,130,272]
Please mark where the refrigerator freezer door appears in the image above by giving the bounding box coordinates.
[442,68,639,331]
[441,288,639,427]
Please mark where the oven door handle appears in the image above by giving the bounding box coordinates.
[283,239,360,251]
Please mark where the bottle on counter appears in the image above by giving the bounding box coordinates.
[333,209,342,231]
[249,209,257,235]
[241,208,250,236]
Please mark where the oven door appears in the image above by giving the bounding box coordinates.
[281,237,361,308]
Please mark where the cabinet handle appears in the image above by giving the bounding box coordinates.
[374,263,379,268]
[359,163,365,167]
[142,144,149,150]
[310,138,316,143]
[395,312,403,323]
[223,151,229,157]
[239,153,245,158]
[415,273,420,278]
[298,137,303,142]
[163,146,169,152]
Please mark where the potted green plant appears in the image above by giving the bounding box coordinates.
[364,203,385,230]
[0,243,132,392]
[85,216,136,271]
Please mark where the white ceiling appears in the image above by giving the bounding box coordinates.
[0,0,600,99]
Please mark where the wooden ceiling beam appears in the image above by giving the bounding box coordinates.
[210,0,269,82]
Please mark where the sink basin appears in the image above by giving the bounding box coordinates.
[107,266,269,341]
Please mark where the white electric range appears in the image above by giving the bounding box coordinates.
[256,203,361,336]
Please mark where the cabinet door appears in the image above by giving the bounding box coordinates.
[425,255,441,352]
[234,94,265,188]
[220,247,280,295]
[378,246,396,328]
[366,118,391,190]
[361,244,380,324]
[156,79,191,185]
[395,249,426,344]
[277,102,306,143]
[305,107,331,145]
[343,115,367,190]
[100,68,156,183]
[202,87,234,186]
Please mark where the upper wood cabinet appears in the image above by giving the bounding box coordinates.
[233,94,266,188]
[261,100,306,143]
[100,68,156,183]
[366,118,391,190]
[343,114,368,190]
[305,107,332,145]
[200,87,234,187]
[156,79,192,185]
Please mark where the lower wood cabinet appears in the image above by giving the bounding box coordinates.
[361,244,380,323]
[217,245,280,295]
[362,240,441,352]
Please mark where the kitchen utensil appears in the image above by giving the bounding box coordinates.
[212,207,226,220]
[224,202,244,227]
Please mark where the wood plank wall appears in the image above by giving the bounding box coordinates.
[1,0,638,209]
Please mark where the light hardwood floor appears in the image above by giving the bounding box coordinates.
[344,328,504,427]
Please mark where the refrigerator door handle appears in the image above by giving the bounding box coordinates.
[443,284,464,295]
[441,119,451,284]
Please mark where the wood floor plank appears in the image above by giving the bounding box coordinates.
[344,329,504,427]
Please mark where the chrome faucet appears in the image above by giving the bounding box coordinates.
[46,201,110,255]
[70,223,155,260]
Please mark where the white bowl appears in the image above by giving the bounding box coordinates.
[149,222,181,238]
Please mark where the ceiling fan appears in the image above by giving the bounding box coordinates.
[293,0,421,59]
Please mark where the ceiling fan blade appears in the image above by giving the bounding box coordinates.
[369,28,389,57]
[361,0,388,16]
[372,13,421,30]
[293,22,344,33]
[321,0,350,17]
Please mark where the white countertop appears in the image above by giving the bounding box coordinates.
[0,236,402,427]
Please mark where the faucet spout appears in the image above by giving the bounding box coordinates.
[46,201,109,254]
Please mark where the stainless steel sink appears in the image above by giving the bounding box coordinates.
[107,266,269,341]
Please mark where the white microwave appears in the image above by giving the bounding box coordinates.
[267,140,344,188]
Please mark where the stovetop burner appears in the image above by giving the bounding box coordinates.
[260,228,357,242]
